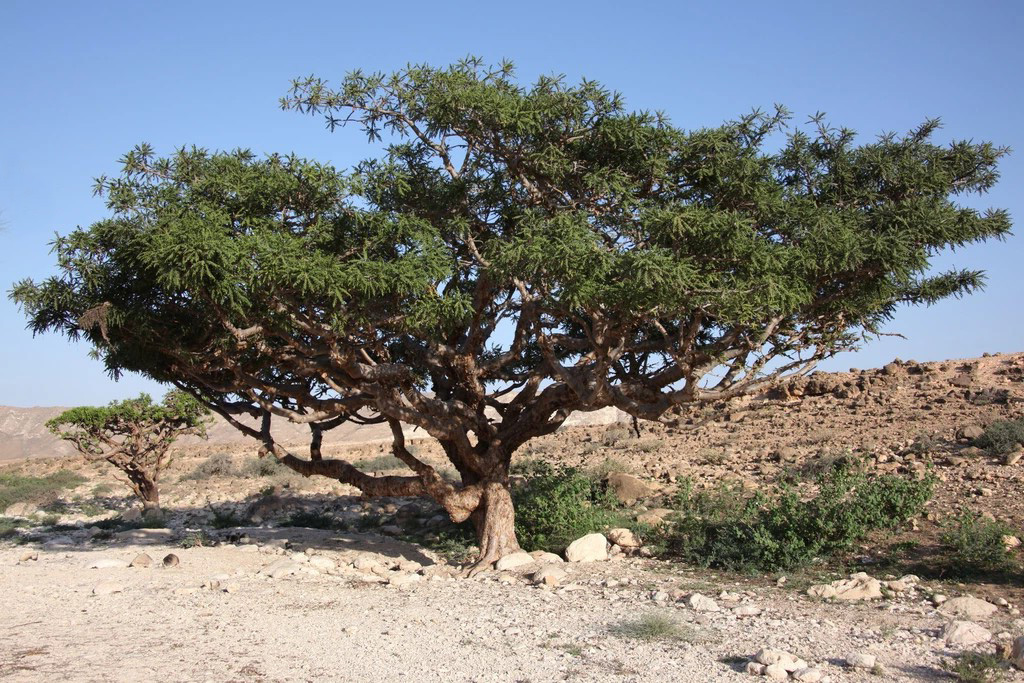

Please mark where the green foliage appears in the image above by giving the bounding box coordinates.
[183,453,237,480]
[662,465,934,571]
[281,510,343,530]
[179,530,213,548]
[609,614,694,641]
[0,470,86,512]
[207,505,248,529]
[513,461,625,552]
[942,652,1008,683]
[940,508,1018,577]
[238,456,286,478]
[974,418,1024,456]
[0,517,29,539]
[46,391,209,447]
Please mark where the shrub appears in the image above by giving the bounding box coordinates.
[281,510,343,530]
[942,651,1007,682]
[182,453,237,480]
[512,461,625,552]
[974,418,1024,456]
[661,463,934,572]
[940,508,1018,577]
[238,457,285,478]
[609,614,694,641]
[0,471,87,512]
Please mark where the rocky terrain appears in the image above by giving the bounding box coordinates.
[2,351,1023,682]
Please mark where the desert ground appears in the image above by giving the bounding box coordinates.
[2,351,1024,682]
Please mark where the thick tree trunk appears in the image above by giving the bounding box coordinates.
[467,480,521,575]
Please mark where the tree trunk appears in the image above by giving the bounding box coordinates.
[467,480,521,575]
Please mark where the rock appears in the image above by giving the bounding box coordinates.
[1011,635,1024,670]
[605,473,653,505]
[745,661,766,675]
[883,362,902,376]
[532,566,567,587]
[635,508,674,526]
[764,663,789,680]
[754,648,806,672]
[606,528,641,548]
[938,596,998,621]
[18,551,38,563]
[129,553,152,568]
[92,581,124,596]
[529,551,564,564]
[791,668,823,682]
[262,558,301,579]
[397,560,422,573]
[353,557,381,572]
[942,620,992,647]
[565,533,608,562]
[959,425,985,441]
[495,552,535,571]
[1006,450,1023,466]
[378,525,403,536]
[4,502,37,517]
[1004,535,1021,549]
[162,553,180,568]
[87,558,129,569]
[732,604,762,617]
[932,594,948,605]
[684,593,720,612]
[388,573,421,588]
[846,652,876,669]
[807,572,882,600]
[308,556,336,572]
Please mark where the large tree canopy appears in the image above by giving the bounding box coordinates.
[12,59,1010,567]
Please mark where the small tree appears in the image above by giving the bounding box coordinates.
[12,60,1010,569]
[46,391,209,512]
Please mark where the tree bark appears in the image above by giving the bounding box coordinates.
[467,480,521,575]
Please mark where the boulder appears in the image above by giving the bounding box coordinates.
[529,551,564,564]
[635,508,674,526]
[1011,635,1024,670]
[959,425,986,441]
[791,668,823,682]
[129,553,152,568]
[807,572,882,601]
[308,556,336,572]
[938,596,998,621]
[532,565,567,587]
[495,552,535,571]
[565,533,608,562]
[754,648,806,672]
[846,653,876,669]
[605,473,653,505]
[606,528,641,548]
[684,593,720,612]
[162,553,180,568]
[942,620,992,647]
[261,558,300,579]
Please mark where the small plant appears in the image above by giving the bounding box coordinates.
[354,453,407,472]
[942,651,1007,682]
[207,505,248,529]
[238,457,284,478]
[974,418,1024,456]
[0,470,87,512]
[609,614,692,641]
[281,509,343,529]
[512,461,626,552]
[659,462,934,572]
[182,453,237,481]
[179,530,213,548]
[0,517,28,539]
[940,508,1018,577]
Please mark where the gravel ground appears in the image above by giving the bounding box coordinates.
[3,529,1022,682]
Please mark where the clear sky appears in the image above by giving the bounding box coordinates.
[1,0,1021,407]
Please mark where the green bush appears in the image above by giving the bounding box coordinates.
[940,508,1018,577]
[661,464,934,572]
[974,418,1024,456]
[281,509,343,530]
[181,453,237,480]
[238,457,285,478]
[0,470,87,511]
[512,461,625,552]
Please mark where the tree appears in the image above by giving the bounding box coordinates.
[12,59,1010,570]
[46,391,209,512]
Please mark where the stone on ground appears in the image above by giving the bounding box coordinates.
[807,572,882,600]
[494,552,535,571]
[605,472,653,506]
[938,596,998,621]
[942,620,992,647]
[564,533,608,562]
[606,528,641,548]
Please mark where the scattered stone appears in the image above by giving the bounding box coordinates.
[754,648,806,672]
[845,652,876,669]
[942,620,992,647]
[162,553,180,568]
[959,425,985,441]
[353,557,380,572]
[87,558,129,569]
[129,553,152,568]
[938,596,998,621]
[495,552,535,571]
[606,527,641,548]
[92,581,124,596]
[18,551,38,563]
[791,668,823,682]
[807,572,882,601]
[397,560,422,573]
[745,661,766,675]
[605,472,653,506]
[564,533,608,562]
[388,573,421,588]
[732,604,762,617]
[685,593,720,612]
[532,566,567,587]
[932,594,948,606]
[308,556,336,572]
[764,663,789,680]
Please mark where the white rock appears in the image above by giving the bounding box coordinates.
[388,573,421,588]
[532,566,567,587]
[87,558,129,569]
[938,597,999,621]
[732,604,762,617]
[261,558,301,579]
[942,620,992,647]
[530,551,564,564]
[764,663,789,680]
[92,581,124,596]
[754,648,804,671]
[791,667,823,682]
[744,661,766,675]
[846,652,876,669]
[495,552,535,571]
[685,593,720,612]
[308,556,336,572]
[808,572,882,601]
[564,533,608,562]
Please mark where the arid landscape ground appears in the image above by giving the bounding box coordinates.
[2,352,1023,682]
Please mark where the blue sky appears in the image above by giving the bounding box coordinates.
[1,0,1021,406]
